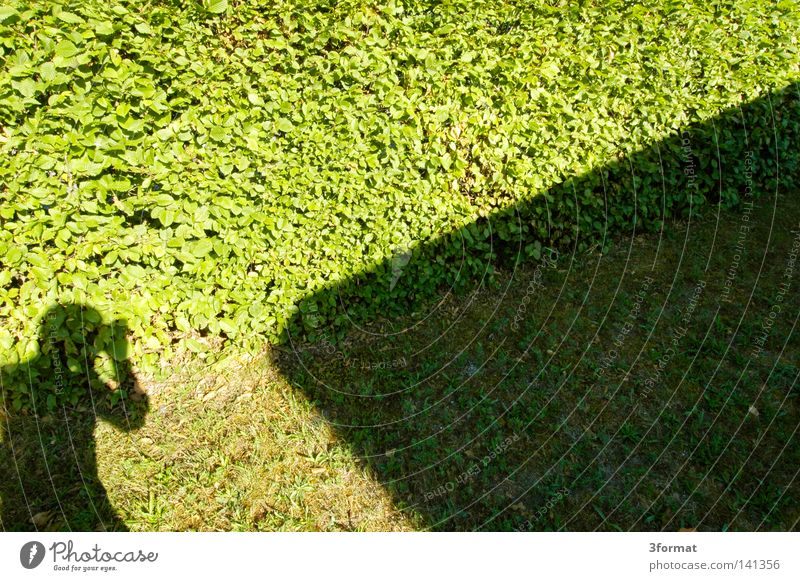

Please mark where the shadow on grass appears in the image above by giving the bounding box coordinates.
[0,303,149,531]
[276,83,800,530]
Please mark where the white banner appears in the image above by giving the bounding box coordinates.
[1,532,797,580]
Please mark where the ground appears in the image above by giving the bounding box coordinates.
[4,189,794,531]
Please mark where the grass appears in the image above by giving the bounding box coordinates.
[93,355,414,531]
[3,189,797,531]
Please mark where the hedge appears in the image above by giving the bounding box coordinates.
[1,0,799,410]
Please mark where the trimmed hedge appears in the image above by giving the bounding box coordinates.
[1,0,799,410]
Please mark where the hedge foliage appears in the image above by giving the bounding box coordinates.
[1,0,799,410]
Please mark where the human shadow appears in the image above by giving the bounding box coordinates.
[0,302,149,531]
[276,83,800,530]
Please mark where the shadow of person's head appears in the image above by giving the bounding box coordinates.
[30,302,149,427]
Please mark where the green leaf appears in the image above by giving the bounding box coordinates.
[110,337,128,361]
[13,79,36,98]
[210,126,227,141]
[192,238,214,257]
[275,117,294,133]
[219,319,236,334]
[95,21,115,36]
[57,11,84,24]
[84,309,102,324]
[39,62,57,82]
[54,40,79,59]
[185,338,207,353]
[204,0,228,14]
[0,6,19,23]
